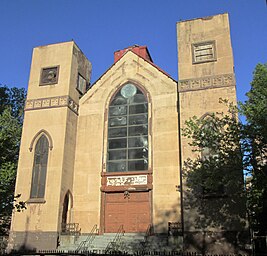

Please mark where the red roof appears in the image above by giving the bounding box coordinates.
[114,45,153,63]
[114,45,171,78]
[87,45,176,91]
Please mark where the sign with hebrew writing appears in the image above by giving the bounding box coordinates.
[107,175,147,186]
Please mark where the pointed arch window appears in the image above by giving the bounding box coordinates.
[200,113,225,197]
[107,83,148,172]
[30,135,49,198]
[200,114,219,160]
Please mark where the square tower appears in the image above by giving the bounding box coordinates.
[177,13,248,253]
[9,41,92,251]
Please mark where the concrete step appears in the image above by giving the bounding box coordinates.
[59,233,118,251]
[58,233,182,253]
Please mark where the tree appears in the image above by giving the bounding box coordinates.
[0,85,26,236]
[182,63,267,252]
[182,101,244,199]
[240,63,267,235]
[182,101,248,253]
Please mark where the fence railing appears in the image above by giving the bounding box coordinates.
[76,224,99,252]
[168,222,182,236]
[3,249,252,256]
[61,222,81,236]
[105,225,125,253]
[141,224,154,247]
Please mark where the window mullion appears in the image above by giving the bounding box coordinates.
[37,164,41,197]
[107,85,148,172]
[126,100,129,172]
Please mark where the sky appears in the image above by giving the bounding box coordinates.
[0,0,266,104]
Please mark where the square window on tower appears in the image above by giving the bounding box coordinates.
[77,74,87,94]
[192,41,216,64]
[40,66,59,85]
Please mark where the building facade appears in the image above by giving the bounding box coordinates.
[8,13,248,253]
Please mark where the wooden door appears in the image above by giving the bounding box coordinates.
[105,191,150,233]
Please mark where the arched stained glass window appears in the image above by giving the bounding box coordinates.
[107,83,148,172]
[30,135,49,198]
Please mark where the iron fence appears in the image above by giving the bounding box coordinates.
[2,249,254,256]
[61,223,81,236]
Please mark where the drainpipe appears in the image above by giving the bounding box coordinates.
[176,80,185,241]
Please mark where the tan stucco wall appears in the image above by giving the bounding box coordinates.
[177,12,237,168]
[177,13,234,80]
[11,108,68,231]
[27,42,73,100]
[177,13,246,236]
[179,86,237,162]
[72,51,181,233]
[10,41,91,237]
[26,41,91,102]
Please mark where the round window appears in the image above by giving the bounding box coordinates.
[120,83,137,98]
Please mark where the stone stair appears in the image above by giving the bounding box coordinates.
[58,233,182,253]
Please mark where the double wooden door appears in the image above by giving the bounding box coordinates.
[104,191,150,233]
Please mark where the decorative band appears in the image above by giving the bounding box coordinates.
[178,73,235,92]
[25,95,79,114]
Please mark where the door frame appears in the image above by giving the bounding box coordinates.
[100,170,153,234]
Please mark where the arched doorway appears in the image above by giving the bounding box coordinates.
[61,191,73,232]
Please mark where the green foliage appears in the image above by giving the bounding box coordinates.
[240,63,267,131]
[240,63,267,234]
[0,86,25,124]
[182,63,267,235]
[182,100,244,199]
[182,101,247,233]
[0,85,26,236]
[0,108,22,163]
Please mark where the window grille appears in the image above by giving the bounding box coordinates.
[192,41,216,64]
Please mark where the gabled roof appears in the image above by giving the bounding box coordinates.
[88,47,176,90]
[114,45,153,63]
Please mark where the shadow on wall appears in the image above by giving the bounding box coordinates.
[7,216,36,254]
[181,154,250,254]
[153,204,181,234]
[179,107,251,254]
[124,148,250,254]
[149,193,248,254]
